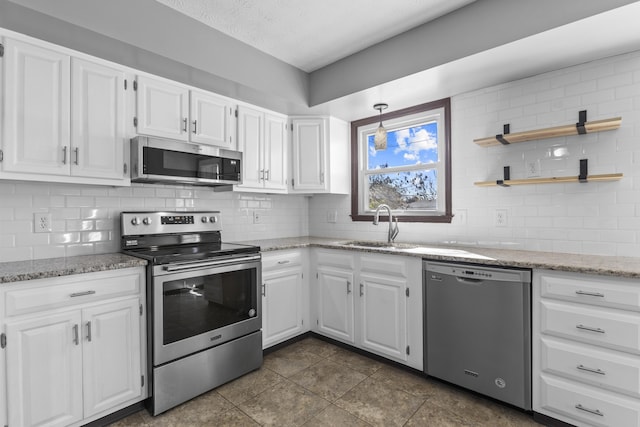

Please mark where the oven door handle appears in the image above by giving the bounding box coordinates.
[163,255,261,272]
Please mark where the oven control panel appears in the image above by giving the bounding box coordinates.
[161,215,195,225]
[121,211,222,236]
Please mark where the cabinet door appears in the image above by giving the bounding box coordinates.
[236,106,264,189]
[82,298,142,417]
[359,273,407,361]
[190,90,234,148]
[291,118,326,192]
[71,58,126,181]
[6,311,83,427]
[2,38,70,175]
[263,269,302,348]
[263,114,288,191]
[136,75,189,140]
[317,267,355,343]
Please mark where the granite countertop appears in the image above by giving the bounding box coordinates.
[249,236,640,279]
[3,237,639,283]
[0,253,147,284]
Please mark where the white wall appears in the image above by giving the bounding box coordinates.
[1,49,639,262]
[0,183,309,262]
[310,49,640,257]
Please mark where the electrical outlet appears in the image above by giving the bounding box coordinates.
[494,209,508,227]
[327,210,337,223]
[525,159,541,178]
[454,209,467,225]
[253,211,261,224]
[34,212,52,233]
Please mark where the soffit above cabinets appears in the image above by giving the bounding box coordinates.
[154,0,477,72]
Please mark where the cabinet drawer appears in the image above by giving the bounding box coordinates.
[4,269,141,317]
[541,336,640,398]
[538,374,640,427]
[540,300,640,354]
[262,250,302,272]
[539,271,640,312]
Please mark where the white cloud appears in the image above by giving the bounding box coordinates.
[403,153,417,161]
[368,144,377,157]
[394,128,437,157]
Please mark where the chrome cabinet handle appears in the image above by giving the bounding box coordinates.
[575,290,605,298]
[262,283,266,297]
[576,324,605,334]
[70,290,96,298]
[320,171,325,183]
[260,169,265,180]
[346,281,351,294]
[360,283,364,296]
[192,120,197,134]
[86,321,92,342]
[73,324,79,345]
[577,364,605,375]
[277,260,290,265]
[62,146,68,164]
[265,170,270,181]
[182,118,188,132]
[74,147,79,165]
[575,404,603,417]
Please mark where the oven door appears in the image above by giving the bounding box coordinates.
[152,255,261,366]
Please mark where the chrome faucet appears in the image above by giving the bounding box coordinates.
[373,204,399,243]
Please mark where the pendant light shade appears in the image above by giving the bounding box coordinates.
[373,103,388,150]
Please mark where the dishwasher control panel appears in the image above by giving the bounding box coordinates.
[425,261,531,283]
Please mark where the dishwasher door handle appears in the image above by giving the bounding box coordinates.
[455,276,484,284]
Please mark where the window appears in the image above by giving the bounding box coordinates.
[350,98,451,223]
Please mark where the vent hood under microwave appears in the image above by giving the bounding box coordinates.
[130,136,242,188]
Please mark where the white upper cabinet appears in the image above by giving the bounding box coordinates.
[236,105,288,193]
[2,38,71,176]
[135,75,190,141]
[71,58,128,182]
[1,36,130,185]
[237,105,263,189]
[190,89,235,149]
[290,116,350,194]
[135,75,236,149]
[263,113,288,191]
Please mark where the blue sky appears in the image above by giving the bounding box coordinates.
[367,122,438,170]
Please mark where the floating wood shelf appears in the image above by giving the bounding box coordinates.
[474,116,622,147]
[474,173,623,187]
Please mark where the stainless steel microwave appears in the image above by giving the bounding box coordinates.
[130,136,242,187]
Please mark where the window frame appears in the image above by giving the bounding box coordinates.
[350,98,452,223]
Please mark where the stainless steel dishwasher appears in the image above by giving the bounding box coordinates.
[424,261,532,410]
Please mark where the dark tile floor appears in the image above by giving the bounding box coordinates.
[110,337,542,426]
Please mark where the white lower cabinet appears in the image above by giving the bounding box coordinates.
[317,264,355,344]
[312,249,423,370]
[533,269,640,427]
[261,250,308,348]
[0,267,147,427]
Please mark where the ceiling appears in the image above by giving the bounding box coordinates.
[321,2,640,121]
[154,0,476,72]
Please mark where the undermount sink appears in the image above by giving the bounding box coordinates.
[340,241,418,250]
[338,241,496,260]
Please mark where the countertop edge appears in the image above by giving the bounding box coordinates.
[0,254,148,284]
[256,237,640,279]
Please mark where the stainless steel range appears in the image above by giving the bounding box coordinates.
[121,211,262,415]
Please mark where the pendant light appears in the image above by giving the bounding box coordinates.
[373,103,388,150]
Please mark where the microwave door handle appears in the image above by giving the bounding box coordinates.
[163,255,261,272]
